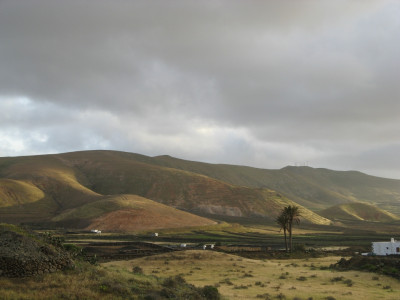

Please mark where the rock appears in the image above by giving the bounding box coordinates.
[0,225,74,278]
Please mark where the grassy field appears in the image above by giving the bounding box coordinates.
[104,250,400,300]
[0,259,220,300]
[2,223,400,299]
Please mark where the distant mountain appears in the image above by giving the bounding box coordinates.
[135,155,400,215]
[319,202,400,222]
[0,150,330,230]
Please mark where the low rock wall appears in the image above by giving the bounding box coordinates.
[0,229,74,277]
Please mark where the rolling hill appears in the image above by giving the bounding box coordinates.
[318,202,400,222]
[131,154,400,214]
[52,194,217,231]
[1,150,399,231]
[0,150,330,230]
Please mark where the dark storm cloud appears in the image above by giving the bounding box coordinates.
[0,0,399,178]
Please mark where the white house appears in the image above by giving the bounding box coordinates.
[372,238,400,255]
[90,229,101,234]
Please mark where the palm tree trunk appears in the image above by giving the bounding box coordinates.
[284,228,288,252]
[288,224,292,252]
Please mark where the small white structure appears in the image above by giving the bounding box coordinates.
[202,244,215,250]
[90,229,101,234]
[152,233,159,237]
[372,238,400,256]
[180,243,187,248]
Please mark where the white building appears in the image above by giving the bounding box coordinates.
[372,238,400,255]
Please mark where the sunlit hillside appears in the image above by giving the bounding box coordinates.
[0,151,330,230]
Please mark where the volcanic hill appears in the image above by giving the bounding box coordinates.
[0,151,330,230]
[1,150,399,230]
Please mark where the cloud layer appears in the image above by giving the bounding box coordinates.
[1,0,400,178]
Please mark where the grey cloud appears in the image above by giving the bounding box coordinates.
[0,0,399,178]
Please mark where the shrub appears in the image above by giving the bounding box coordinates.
[276,293,286,299]
[63,243,82,257]
[279,273,287,279]
[330,276,344,282]
[162,275,186,288]
[201,285,220,300]
[343,279,353,287]
[233,284,248,289]
[132,266,143,274]
[219,278,233,285]
[296,276,307,281]
[98,279,131,297]
[383,285,391,290]
[256,293,271,299]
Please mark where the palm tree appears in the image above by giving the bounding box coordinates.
[285,205,301,252]
[276,212,289,252]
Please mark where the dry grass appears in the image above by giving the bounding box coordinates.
[104,250,400,300]
[0,259,217,300]
[0,262,133,299]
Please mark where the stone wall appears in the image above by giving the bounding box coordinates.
[0,229,74,277]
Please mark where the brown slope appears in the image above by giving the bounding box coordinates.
[55,151,330,224]
[0,179,44,207]
[0,151,330,225]
[0,154,100,223]
[52,194,216,232]
[319,202,400,222]
[128,154,400,215]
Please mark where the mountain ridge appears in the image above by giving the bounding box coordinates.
[1,150,399,231]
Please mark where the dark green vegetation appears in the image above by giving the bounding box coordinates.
[333,256,400,280]
[0,150,399,233]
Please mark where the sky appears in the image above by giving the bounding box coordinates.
[1,1,400,179]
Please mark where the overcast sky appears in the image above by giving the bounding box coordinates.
[1,1,400,179]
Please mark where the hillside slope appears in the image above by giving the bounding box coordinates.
[52,194,217,231]
[57,151,329,223]
[0,151,330,228]
[319,202,400,222]
[136,155,400,215]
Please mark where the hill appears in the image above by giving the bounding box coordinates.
[52,194,216,231]
[319,202,400,222]
[135,155,400,215]
[2,150,400,229]
[0,151,330,229]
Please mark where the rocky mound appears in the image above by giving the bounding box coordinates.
[0,224,74,277]
[332,255,400,279]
